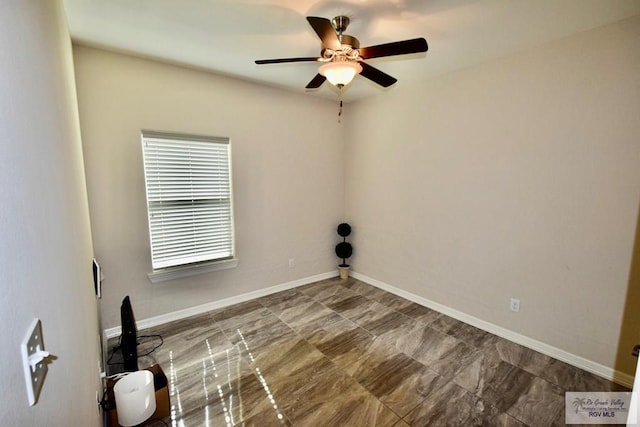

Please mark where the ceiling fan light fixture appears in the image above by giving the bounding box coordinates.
[319,61,362,87]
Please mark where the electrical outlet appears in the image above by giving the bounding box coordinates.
[510,298,520,312]
[288,258,295,268]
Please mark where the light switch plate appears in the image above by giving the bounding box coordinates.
[21,318,48,406]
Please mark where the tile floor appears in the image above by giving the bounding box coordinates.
[108,277,628,426]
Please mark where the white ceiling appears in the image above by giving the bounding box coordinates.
[63,0,640,102]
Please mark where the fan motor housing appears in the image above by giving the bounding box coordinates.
[338,34,359,49]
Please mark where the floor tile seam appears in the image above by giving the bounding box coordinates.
[397,399,429,426]
[399,391,503,426]
[263,307,365,377]
[211,315,277,342]
[251,352,347,409]
[353,387,405,426]
[529,362,611,394]
[331,281,384,305]
[355,381,432,421]
[346,310,412,335]
[381,395,420,424]
[504,396,564,427]
[396,346,448,380]
[347,319,384,338]
[263,296,378,362]
[255,292,312,316]
[259,304,291,327]
[262,299,343,339]
[490,369,553,425]
[340,342,443,413]
[283,384,388,426]
[501,412,530,427]
[343,281,484,341]
[211,302,270,323]
[214,325,283,361]
[268,314,311,344]
[338,341,406,389]
[309,326,380,372]
[480,395,533,426]
[314,292,376,310]
[427,319,483,344]
[231,409,293,427]
[347,302,443,340]
[273,358,381,424]
[483,401,517,424]
[315,304,357,331]
[350,360,410,388]
[338,294,435,329]
[382,326,460,368]
[297,319,374,378]
[217,310,297,337]
[370,327,470,376]
[213,316,247,345]
[526,370,572,393]
[410,321,469,353]
[247,370,295,424]
[472,351,570,394]
[145,317,224,345]
[305,295,379,335]
[406,313,442,328]
[448,364,525,412]
[446,375,518,419]
[342,283,427,319]
[435,385,511,426]
[256,296,276,310]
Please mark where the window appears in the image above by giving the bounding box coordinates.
[141,131,236,281]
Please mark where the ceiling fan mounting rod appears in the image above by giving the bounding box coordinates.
[332,16,360,49]
[332,16,350,34]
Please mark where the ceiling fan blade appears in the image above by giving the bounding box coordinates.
[306,17,341,51]
[255,57,319,65]
[358,38,428,60]
[305,74,326,89]
[359,62,397,87]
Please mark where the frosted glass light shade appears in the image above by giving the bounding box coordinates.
[319,61,362,86]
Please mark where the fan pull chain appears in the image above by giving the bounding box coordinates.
[338,88,343,123]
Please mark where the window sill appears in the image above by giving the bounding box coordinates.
[147,258,239,283]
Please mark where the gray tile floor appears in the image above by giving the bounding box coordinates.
[108,277,628,426]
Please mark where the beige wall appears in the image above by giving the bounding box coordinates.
[73,46,345,329]
[344,16,640,375]
[74,15,640,377]
[0,1,101,424]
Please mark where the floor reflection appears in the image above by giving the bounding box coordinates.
[110,277,626,426]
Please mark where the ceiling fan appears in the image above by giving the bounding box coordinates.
[255,16,428,90]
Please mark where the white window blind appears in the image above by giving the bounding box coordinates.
[141,131,234,271]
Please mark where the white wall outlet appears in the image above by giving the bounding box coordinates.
[288,258,295,268]
[510,298,521,312]
[21,318,50,405]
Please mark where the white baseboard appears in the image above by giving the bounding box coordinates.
[104,271,338,339]
[351,271,635,388]
[104,269,634,388]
